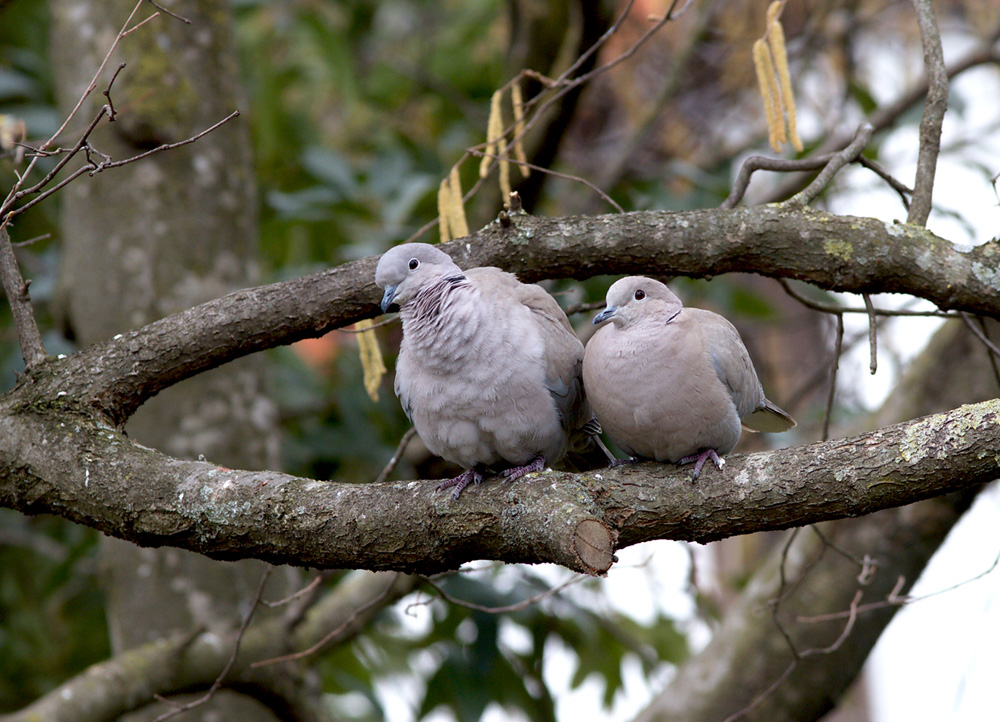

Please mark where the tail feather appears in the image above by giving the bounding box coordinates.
[742,399,796,433]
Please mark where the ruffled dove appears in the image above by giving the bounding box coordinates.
[375,243,597,499]
[582,276,795,479]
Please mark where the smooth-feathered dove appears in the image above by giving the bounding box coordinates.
[375,243,598,499]
[582,276,795,478]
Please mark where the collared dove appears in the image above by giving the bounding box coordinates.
[582,276,795,479]
[375,243,598,499]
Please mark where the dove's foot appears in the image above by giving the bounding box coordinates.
[608,456,639,468]
[437,469,483,501]
[499,456,545,483]
[678,449,724,480]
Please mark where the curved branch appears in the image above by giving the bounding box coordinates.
[17,206,1000,426]
[2,389,998,576]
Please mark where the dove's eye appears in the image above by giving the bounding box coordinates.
[634,289,645,300]
[408,258,420,270]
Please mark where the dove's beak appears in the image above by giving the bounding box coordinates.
[380,285,398,314]
[593,306,617,325]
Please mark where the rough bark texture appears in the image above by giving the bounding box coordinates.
[9,206,999,428]
[1,392,997,576]
[48,2,299,720]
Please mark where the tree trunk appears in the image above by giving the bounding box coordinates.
[50,1,305,719]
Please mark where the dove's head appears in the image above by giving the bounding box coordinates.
[375,243,464,313]
[592,276,683,328]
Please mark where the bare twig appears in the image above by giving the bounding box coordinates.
[153,567,272,722]
[90,110,241,173]
[863,293,878,374]
[472,150,625,213]
[960,312,1000,359]
[800,548,1000,623]
[374,427,417,485]
[252,573,401,667]
[787,123,873,207]
[145,0,192,24]
[907,0,949,226]
[722,661,797,722]
[824,313,844,441]
[722,153,838,209]
[858,156,912,210]
[416,571,586,614]
[777,279,956,318]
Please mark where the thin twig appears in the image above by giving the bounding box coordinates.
[472,150,625,213]
[252,573,401,667]
[777,279,956,318]
[907,0,949,226]
[799,548,1000,623]
[722,662,797,722]
[153,567,272,722]
[863,293,878,374]
[723,154,838,209]
[12,233,51,248]
[374,427,417,485]
[336,314,397,332]
[960,312,1000,359]
[823,313,843,442]
[91,110,241,173]
[787,123,873,206]
[416,572,586,614]
[145,0,192,24]
[261,573,325,609]
[858,156,912,210]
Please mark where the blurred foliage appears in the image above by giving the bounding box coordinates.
[4,0,997,718]
[0,511,106,713]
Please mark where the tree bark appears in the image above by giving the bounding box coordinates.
[49,2,302,719]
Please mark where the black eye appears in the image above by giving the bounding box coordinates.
[634,289,645,300]
[408,258,419,270]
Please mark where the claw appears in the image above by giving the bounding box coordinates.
[436,469,483,500]
[678,449,724,480]
[499,455,545,483]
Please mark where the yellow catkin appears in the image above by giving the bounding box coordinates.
[447,165,469,238]
[355,319,386,403]
[479,89,504,178]
[511,81,530,178]
[768,18,803,152]
[765,0,783,27]
[497,137,512,204]
[437,176,452,243]
[753,39,783,152]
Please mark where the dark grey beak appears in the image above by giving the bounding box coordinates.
[380,285,398,314]
[593,306,617,325]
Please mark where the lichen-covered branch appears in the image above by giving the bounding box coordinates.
[2,388,997,576]
[17,205,1000,427]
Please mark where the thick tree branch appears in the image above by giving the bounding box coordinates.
[1,391,997,576]
[12,206,999,427]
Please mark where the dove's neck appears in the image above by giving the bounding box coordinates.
[401,276,486,368]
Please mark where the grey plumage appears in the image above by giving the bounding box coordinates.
[375,243,593,498]
[582,276,795,478]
